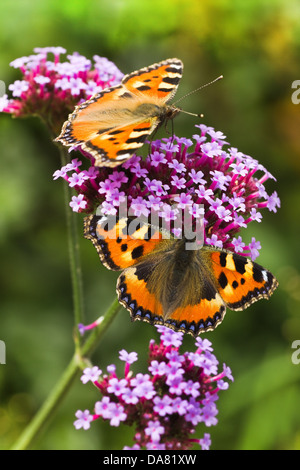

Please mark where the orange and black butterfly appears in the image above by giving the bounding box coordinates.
[56,59,183,167]
[84,215,278,337]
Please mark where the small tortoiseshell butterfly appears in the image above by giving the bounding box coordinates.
[56,58,183,167]
[84,215,279,337]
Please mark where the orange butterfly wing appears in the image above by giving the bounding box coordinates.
[56,58,183,167]
[84,215,173,326]
[207,249,279,310]
[162,247,279,335]
[117,246,278,337]
[84,215,167,270]
[121,58,183,101]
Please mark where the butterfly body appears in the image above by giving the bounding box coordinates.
[84,215,278,336]
[56,59,183,167]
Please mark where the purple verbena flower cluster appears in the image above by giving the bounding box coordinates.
[74,326,233,450]
[54,125,280,260]
[1,47,123,134]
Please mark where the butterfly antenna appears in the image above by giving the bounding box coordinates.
[173,75,223,108]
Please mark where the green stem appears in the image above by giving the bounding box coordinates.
[11,298,121,450]
[59,146,85,349]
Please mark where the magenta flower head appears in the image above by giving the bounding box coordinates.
[74,326,233,450]
[1,47,123,135]
[55,125,280,260]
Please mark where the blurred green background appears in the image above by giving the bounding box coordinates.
[0,0,300,450]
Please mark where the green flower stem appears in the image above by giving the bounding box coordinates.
[11,298,121,450]
[58,146,85,349]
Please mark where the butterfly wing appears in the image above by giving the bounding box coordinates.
[84,215,170,270]
[121,58,183,102]
[204,247,279,310]
[56,58,183,167]
[117,259,166,328]
[116,244,278,337]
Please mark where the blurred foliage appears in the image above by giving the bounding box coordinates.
[0,0,300,450]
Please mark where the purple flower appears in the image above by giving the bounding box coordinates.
[205,234,224,248]
[199,433,211,450]
[130,197,150,217]
[131,374,156,399]
[68,77,88,95]
[210,170,231,190]
[130,163,148,178]
[107,378,128,396]
[167,374,187,395]
[10,56,30,68]
[80,366,102,384]
[98,179,115,195]
[145,420,165,442]
[151,151,167,167]
[107,188,126,207]
[201,141,223,158]
[94,396,113,419]
[248,237,261,260]
[122,388,139,405]
[189,169,205,185]
[171,174,187,189]
[231,235,246,252]
[185,399,203,426]
[74,410,93,430]
[171,397,189,416]
[248,208,262,222]
[8,80,29,97]
[153,395,173,416]
[68,172,86,187]
[184,380,201,398]
[106,402,127,427]
[189,203,205,219]
[109,171,128,187]
[202,401,218,427]
[266,191,281,212]
[173,193,193,209]
[195,337,213,352]
[69,194,87,212]
[158,326,183,348]
[148,360,168,376]
[2,47,123,135]
[168,159,186,173]
[159,204,179,222]
[75,326,233,449]
[195,185,214,200]
[119,349,138,364]
[146,195,163,211]
[34,75,51,85]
